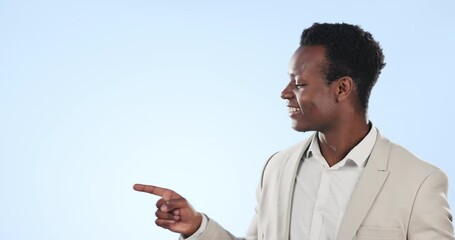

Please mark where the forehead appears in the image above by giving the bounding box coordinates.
[288,45,327,75]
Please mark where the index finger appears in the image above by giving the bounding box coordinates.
[133,183,181,200]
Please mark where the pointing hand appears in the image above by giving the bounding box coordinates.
[133,183,202,237]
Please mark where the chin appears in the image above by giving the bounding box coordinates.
[291,123,309,132]
[291,119,317,132]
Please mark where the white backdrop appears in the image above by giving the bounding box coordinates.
[1,0,454,239]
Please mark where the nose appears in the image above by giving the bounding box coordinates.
[281,82,294,100]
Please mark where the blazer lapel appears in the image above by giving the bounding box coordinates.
[336,131,392,240]
[277,136,313,240]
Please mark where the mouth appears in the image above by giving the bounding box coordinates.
[287,106,301,114]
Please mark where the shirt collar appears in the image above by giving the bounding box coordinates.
[306,123,377,168]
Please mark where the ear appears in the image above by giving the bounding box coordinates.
[334,76,354,102]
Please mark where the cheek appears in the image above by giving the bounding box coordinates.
[295,91,309,108]
[295,92,316,109]
[317,97,337,114]
[295,90,335,114]
[305,94,335,115]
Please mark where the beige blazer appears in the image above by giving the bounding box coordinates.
[199,130,454,240]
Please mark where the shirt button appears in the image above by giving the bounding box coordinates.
[316,206,323,211]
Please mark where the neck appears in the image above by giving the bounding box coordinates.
[317,116,370,167]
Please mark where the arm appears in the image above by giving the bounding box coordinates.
[197,217,246,240]
[408,170,454,239]
[133,154,277,239]
[133,184,249,240]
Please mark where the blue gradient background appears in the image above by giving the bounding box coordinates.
[1,0,454,239]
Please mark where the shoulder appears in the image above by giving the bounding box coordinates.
[387,138,440,175]
[375,131,445,185]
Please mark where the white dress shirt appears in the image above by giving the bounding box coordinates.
[290,127,377,240]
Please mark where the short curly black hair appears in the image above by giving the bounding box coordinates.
[300,23,386,111]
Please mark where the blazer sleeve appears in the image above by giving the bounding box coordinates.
[197,217,244,240]
[408,170,454,239]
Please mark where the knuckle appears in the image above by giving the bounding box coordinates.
[156,199,165,208]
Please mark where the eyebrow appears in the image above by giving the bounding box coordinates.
[288,72,302,77]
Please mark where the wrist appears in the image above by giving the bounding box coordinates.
[182,212,203,237]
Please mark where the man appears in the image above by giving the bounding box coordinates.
[134,23,454,239]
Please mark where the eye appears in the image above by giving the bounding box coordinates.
[295,83,306,89]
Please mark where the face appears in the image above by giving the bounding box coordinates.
[281,45,340,132]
